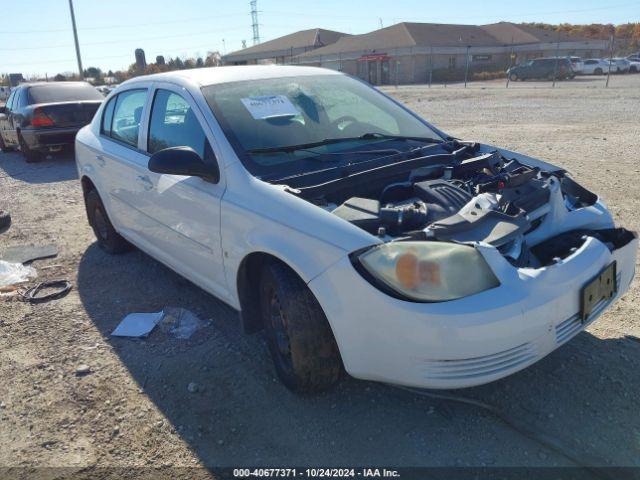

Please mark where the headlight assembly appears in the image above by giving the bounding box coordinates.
[354,241,500,302]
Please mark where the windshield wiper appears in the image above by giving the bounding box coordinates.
[358,132,446,144]
[245,132,447,155]
[247,137,367,154]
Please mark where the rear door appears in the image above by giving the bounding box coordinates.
[94,87,153,244]
[530,59,544,77]
[3,87,23,145]
[0,89,16,146]
[136,83,228,298]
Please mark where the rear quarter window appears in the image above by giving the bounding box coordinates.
[101,96,117,136]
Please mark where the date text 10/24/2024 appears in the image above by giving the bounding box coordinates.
[233,468,401,478]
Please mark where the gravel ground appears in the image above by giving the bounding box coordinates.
[0,74,639,477]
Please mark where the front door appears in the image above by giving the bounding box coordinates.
[135,84,228,299]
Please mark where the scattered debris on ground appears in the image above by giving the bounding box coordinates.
[0,260,36,287]
[112,307,209,340]
[1,243,58,264]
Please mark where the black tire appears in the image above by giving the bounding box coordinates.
[594,68,603,75]
[18,132,41,163]
[259,261,342,393]
[509,73,518,81]
[85,189,131,254]
[0,133,15,152]
[0,210,10,232]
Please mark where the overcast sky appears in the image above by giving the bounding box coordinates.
[3,0,639,76]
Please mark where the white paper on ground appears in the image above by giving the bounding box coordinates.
[0,260,37,287]
[111,311,164,337]
[240,95,300,120]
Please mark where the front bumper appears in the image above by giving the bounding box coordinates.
[20,127,81,151]
[308,231,637,389]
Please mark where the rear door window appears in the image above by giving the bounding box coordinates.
[5,90,16,111]
[110,89,147,148]
[147,89,210,158]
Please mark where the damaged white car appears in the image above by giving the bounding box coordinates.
[75,66,637,392]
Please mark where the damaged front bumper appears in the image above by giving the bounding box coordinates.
[308,227,637,389]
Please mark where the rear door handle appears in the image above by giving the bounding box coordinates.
[95,154,106,167]
[136,175,154,191]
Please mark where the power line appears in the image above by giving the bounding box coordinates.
[266,1,640,22]
[2,41,227,68]
[0,12,249,34]
[0,26,254,52]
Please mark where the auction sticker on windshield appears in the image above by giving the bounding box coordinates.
[241,95,300,119]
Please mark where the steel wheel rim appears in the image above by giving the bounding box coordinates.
[94,207,109,241]
[268,292,294,374]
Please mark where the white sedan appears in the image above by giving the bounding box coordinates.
[581,59,611,75]
[75,66,637,392]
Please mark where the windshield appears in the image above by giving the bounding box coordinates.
[202,74,443,179]
[27,83,104,104]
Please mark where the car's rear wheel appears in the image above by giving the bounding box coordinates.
[18,133,41,163]
[594,68,603,75]
[259,261,342,393]
[85,189,131,254]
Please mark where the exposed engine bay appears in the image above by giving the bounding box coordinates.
[287,143,624,269]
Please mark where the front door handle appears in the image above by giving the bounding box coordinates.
[95,154,106,167]
[136,175,154,191]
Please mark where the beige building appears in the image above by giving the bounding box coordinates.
[223,28,348,65]
[289,22,608,84]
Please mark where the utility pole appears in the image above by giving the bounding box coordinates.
[606,31,614,87]
[506,36,514,88]
[250,0,260,45]
[552,31,560,88]
[464,45,470,88]
[68,0,84,79]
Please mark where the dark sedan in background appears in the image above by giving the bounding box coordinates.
[0,81,103,162]
[507,57,574,81]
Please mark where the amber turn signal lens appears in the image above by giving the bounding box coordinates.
[395,252,418,289]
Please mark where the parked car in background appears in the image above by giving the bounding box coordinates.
[75,66,637,392]
[0,86,10,102]
[95,85,113,96]
[568,56,583,74]
[0,81,103,162]
[507,57,573,81]
[607,58,630,73]
[581,59,610,75]
[626,56,640,73]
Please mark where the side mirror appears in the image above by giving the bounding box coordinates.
[148,146,220,183]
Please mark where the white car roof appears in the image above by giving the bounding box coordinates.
[121,65,341,89]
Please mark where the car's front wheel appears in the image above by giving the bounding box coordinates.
[259,261,342,393]
[594,68,603,75]
[85,189,131,254]
[509,73,518,81]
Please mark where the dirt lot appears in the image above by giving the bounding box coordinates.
[1,74,639,476]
